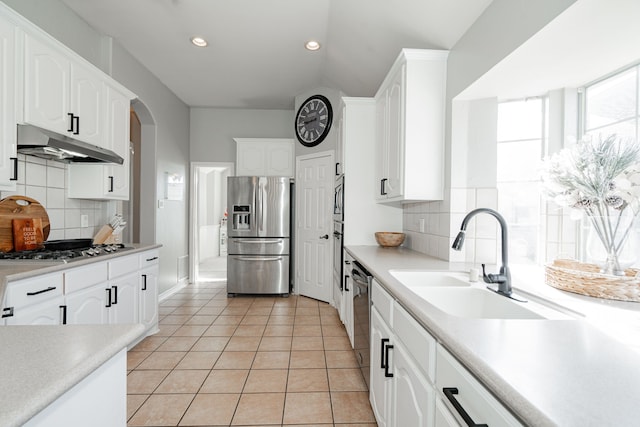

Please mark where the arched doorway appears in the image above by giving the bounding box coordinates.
[128,99,157,245]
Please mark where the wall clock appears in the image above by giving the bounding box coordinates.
[295,95,333,147]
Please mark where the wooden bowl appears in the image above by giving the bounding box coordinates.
[375,232,405,247]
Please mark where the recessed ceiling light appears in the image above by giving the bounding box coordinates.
[190,36,208,47]
[305,40,321,51]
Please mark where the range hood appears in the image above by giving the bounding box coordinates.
[16,124,124,165]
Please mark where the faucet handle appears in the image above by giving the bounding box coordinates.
[481,263,504,284]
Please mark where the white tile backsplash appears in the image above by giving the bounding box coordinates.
[47,166,65,188]
[404,186,577,267]
[1,155,113,240]
[25,162,47,186]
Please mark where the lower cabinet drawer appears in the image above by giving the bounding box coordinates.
[393,301,436,383]
[436,345,524,427]
[108,254,139,279]
[65,262,108,294]
[4,273,64,308]
[372,278,394,326]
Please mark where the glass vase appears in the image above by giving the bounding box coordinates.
[585,209,639,275]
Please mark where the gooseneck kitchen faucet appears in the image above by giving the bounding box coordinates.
[452,208,526,302]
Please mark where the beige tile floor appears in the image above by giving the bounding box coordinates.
[127,281,377,426]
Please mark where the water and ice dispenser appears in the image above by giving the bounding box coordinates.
[231,205,251,230]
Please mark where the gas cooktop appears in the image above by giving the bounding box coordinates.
[0,244,133,263]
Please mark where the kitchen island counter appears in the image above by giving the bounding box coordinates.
[347,245,640,427]
[0,323,144,427]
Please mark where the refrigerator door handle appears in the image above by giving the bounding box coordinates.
[234,239,284,244]
[236,256,284,262]
[258,177,265,235]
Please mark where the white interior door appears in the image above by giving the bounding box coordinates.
[295,151,334,303]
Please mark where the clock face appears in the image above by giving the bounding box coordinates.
[295,95,333,147]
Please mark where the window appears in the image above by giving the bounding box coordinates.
[496,99,547,265]
[584,66,639,141]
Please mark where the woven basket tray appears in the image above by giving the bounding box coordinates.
[545,259,640,302]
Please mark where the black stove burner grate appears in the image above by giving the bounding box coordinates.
[0,244,129,261]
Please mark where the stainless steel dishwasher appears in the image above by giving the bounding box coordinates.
[351,260,372,390]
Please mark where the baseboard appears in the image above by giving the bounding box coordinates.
[159,282,187,301]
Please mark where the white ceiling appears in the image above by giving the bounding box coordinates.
[59,0,492,109]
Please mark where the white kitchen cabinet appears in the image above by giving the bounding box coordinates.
[374,49,448,204]
[341,251,354,346]
[107,271,138,324]
[139,250,159,332]
[5,296,64,325]
[23,33,104,147]
[370,307,394,427]
[393,338,436,427]
[67,83,132,200]
[436,345,524,427]
[1,272,64,325]
[235,138,294,177]
[64,261,109,325]
[24,348,126,427]
[370,279,437,427]
[65,283,109,325]
[107,254,140,324]
[0,13,17,190]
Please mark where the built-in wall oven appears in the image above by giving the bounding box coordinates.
[351,260,372,390]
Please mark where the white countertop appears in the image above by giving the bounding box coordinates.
[347,245,640,427]
[0,244,162,304]
[0,323,145,427]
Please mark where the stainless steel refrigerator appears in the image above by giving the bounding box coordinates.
[227,176,291,296]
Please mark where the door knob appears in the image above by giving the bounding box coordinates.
[319,234,329,239]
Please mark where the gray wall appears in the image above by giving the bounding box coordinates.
[190,108,293,163]
[4,0,191,294]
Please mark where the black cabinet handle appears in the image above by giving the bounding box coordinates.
[67,113,74,132]
[73,115,80,135]
[443,388,488,427]
[60,305,67,325]
[26,286,56,296]
[105,288,112,307]
[380,178,388,195]
[142,274,147,291]
[108,176,114,192]
[344,275,349,292]
[345,260,351,265]
[112,286,118,305]
[335,162,340,176]
[384,343,394,377]
[380,338,389,369]
[2,307,14,318]
[146,256,158,262]
[10,157,17,181]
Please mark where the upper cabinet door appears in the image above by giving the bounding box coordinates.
[24,33,111,150]
[23,33,71,134]
[0,14,17,190]
[235,138,294,177]
[70,62,103,147]
[374,49,448,204]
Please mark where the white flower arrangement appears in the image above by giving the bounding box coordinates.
[540,135,640,274]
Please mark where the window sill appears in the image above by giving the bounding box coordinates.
[511,264,640,353]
